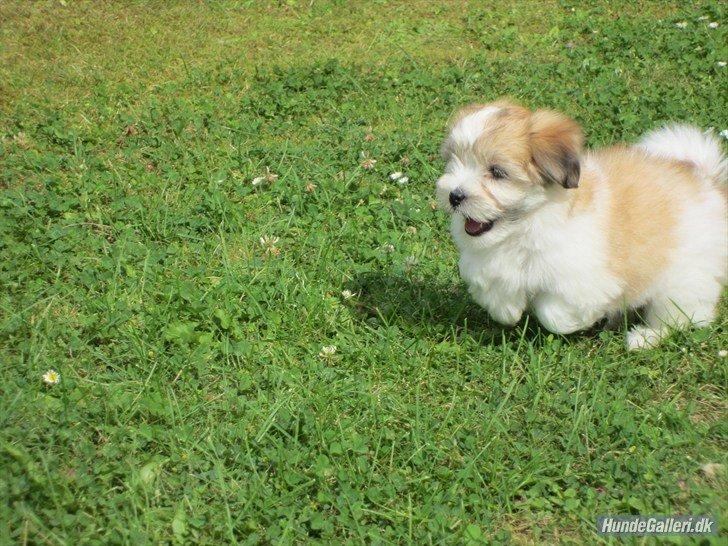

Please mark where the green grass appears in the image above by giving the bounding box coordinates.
[1,1,727,544]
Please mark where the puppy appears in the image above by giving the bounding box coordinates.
[435,99,727,349]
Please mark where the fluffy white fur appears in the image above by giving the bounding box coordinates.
[637,125,727,184]
[437,107,727,349]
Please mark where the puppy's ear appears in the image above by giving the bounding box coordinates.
[529,110,583,189]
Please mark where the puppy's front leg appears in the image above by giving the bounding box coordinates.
[533,293,601,334]
[469,284,526,326]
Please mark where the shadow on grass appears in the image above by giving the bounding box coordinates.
[350,272,608,348]
[350,272,530,345]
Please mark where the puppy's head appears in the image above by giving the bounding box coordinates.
[436,99,583,245]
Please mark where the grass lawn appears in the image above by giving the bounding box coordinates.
[1,1,727,543]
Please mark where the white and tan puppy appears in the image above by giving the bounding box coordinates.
[435,99,727,349]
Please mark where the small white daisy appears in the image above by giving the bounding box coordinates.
[708,22,719,29]
[718,349,728,358]
[389,171,403,181]
[397,176,409,185]
[319,345,337,358]
[675,21,688,29]
[43,369,60,385]
[341,289,355,300]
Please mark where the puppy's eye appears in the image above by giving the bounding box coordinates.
[489,165,507,179]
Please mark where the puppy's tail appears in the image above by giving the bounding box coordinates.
[636,124,727,186]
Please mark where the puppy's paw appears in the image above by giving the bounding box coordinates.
[488,304,523,326]
[468,285,525,326]
[626,326,662,350]
[533,294,596,335]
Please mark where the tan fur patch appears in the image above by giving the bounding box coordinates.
[597,146,699,299]
[466,103,536,187]
[474,106,530,163]
[568,170,597,214]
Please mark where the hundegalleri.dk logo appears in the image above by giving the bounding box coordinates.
[597,515,716,536]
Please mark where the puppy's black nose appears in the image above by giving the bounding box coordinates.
[449,189,466,208]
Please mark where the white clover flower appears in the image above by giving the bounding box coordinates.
[675,21,688,29]
[13,132,29,147]
[718,349,728,358]
[717,61,727,68]
[404,255,418,268]
[319,345,337,358]
[700,462,725,479]
[260,235,279,247]
[397,176,410,185]
[697,15,708,21]
[251,168,278,186]
[341,289,355,300]
[708,22,719,29]
[381,244,395,253]
[719,130,728,140]
[43,369,60,385]
[389,171,403,181]
[361,158,377,170]
[405,226,417,235]
[259,235,280,255]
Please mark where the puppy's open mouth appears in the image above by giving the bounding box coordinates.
[464,217,495,236]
